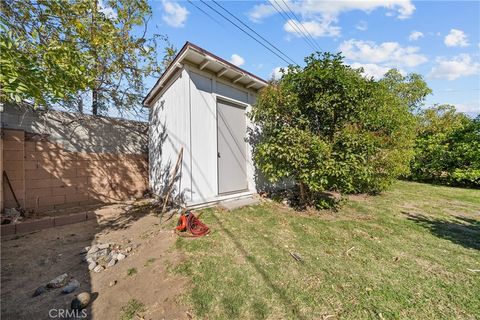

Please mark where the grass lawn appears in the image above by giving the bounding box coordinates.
[174,181,480,320]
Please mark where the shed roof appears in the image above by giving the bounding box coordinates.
[143,42,269,107]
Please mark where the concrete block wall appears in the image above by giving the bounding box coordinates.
[2,103,147,154]
[1,104,148,213]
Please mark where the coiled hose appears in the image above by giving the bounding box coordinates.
[176,211,210,237]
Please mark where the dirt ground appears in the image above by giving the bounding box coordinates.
[1,201,189,320]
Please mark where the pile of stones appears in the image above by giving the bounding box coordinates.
[82,242,133,273]
[33,273,80,297]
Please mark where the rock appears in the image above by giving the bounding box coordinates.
[109,280,117,287]
[47,273,69,289]
[107,259,117,268]
[71,292,91,310]
[125,247,132,253]
[80,246,90,254]
[117,253,126,261]
[61,279,80,294]
[87,245,99,255]
[32,286,47,297]
[88,262,97,271]
[93,265,104,273]
[98,243,110,250]
[98,248,109,257]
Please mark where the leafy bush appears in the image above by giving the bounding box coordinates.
[410,105,480,187]
[250,53,420,208]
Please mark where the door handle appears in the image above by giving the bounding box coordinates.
[217,152,221,158]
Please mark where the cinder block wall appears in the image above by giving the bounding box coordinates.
[1,104,148,213]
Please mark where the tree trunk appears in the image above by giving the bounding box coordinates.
[299,182,307,206]
[91,89,98,115]
[78,97,83,114]
[91,0,99,116]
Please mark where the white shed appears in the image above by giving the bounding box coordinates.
[144,42,268,207]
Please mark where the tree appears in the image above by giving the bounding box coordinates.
[410,105,480,187]
[1,0,171,116]
[379,69,432,110]
[0,1,93,106]
[250,53,419,208]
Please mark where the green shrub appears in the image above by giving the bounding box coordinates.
[250,53,421,207]
[410,105,480,187]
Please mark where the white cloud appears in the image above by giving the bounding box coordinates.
[339,39,427,68]
[229,54,245,67]
[284,18,341,38]
[270,67,285,80]
[162,1,188,28]
[250,0,415,21]
[444,29,469,47]
[408,31,424,41]
[356,20,368,31]
[98,0,117,19]
[249,1,414,38]
[350,63,404,80]
[454,102,480,114]
[429,54,480,80]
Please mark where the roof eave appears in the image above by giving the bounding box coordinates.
[143,42,268,108]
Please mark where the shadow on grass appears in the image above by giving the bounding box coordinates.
[403,212,480,250]
[210,213,307,320]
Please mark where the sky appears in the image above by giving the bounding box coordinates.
[143,0,480,116]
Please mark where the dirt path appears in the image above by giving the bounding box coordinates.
[1,203,188,320]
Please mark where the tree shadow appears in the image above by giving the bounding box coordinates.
[0,199,161,319]
[209,212,307,320]
[1,218,99,319]
[403,211,480,250]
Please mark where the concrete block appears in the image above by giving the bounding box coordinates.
[2,140,24,151]
[1,113,20,126]
[25,141,36,152]
[51,186,77,196]
[2,129,24,141]
[24,160,39,170]
[220,197,260,211]
[55,167,77,178]
[62,177,88,188]
[44,195,66,206]
[4,150,24,161]
[26,187,52,197]
[1,224,16,237]
[3,169,23,181]
[66,193,89,203]
[35,141,62,152]
[16,218,54,234]
[25,168,52,180]
[3,160,23,171]
[86,211,98,221]
[54,213,86,226]
[27,179,57,189]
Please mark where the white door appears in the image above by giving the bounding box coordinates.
[217,100,248,194]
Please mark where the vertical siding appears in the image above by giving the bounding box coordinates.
[189,71,217,203]
[149,69,192,201]
[149,65,260,205]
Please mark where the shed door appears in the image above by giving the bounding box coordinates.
[217,100,248,194]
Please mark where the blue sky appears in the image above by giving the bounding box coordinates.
[145,0,480,116]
